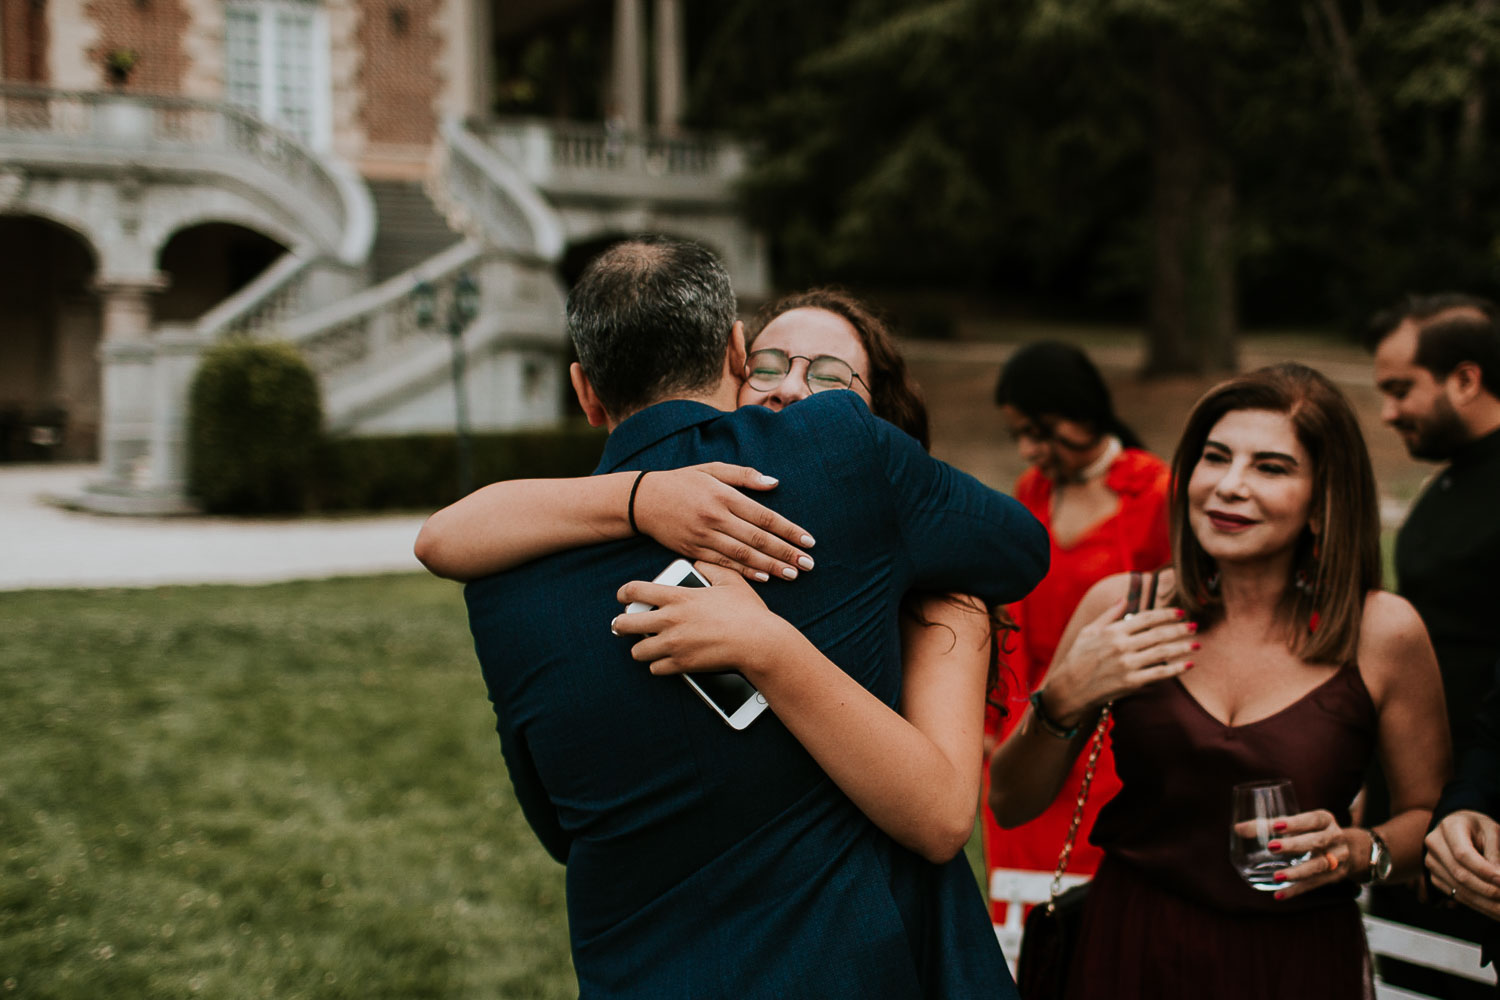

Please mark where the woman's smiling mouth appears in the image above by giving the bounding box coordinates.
[1207,510,1257,532]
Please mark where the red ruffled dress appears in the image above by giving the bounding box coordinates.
[982,448,1170,921]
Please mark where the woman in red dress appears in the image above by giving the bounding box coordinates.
[982,342,1170,920]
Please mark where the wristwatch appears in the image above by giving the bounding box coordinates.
[1363,829,1393,884]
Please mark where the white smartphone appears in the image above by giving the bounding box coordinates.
[622,558,769,730]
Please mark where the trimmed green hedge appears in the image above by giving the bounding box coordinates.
[310,425,607,512]
[187,340,605,514]
[188,341,323,513]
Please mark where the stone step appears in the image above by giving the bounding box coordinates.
[367,180,463,283]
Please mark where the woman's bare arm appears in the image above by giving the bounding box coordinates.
[1364,591,1451,881]
[414,465,815,582]
[1259,591,1451,899]
[987,572,1195,828]
[615,566,991,863]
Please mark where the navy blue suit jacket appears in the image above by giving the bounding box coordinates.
[466,392,1047,998]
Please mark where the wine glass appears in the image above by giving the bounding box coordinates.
[1230,779,1313,891]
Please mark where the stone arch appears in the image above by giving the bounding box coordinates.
[0,199,103,270]
[139,186,309,269]
[0,214,103,460]
[155,222,289,323]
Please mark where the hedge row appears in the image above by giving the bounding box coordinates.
[188,342,323,513]
[187,341,606,514]
[309,426,607,512]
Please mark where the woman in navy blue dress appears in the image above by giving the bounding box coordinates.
[419,289,1022,999]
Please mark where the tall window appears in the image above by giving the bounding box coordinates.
[224,0,329,148]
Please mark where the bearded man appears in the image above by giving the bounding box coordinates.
[1366,293,1500,998]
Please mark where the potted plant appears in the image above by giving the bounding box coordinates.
[100,49,150,140]
[105,48,138,87]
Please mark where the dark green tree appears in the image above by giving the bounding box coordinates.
[691,0,1500,373]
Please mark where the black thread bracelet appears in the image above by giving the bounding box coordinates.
[626,470,649,535]
[1029,689,1080,741]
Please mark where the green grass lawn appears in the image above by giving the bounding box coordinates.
[0,575,573,1000]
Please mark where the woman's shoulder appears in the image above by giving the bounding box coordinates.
[1107,448,1170,497]
[1356,590,1435,688]
[1014,465,1050,507]
[1358,590,1425,645]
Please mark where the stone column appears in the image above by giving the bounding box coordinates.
[611,0,646,131]
[654,0,685,134]
[93,274,166,492]
[142,325,209,502]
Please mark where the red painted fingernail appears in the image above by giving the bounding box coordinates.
[1190,641,1201,651]
[1186,621,1199,634]
[1273,871,1288,882]
[1182,661,1194,670]
[1274,891,1286,900]
[1176,609,1186,619]
[1272,821,1287,832]
[1268,840,1282,852]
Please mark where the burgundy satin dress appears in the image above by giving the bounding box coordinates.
[1065,663,1377,1000]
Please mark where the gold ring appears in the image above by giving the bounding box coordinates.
[1452,885,1460,899]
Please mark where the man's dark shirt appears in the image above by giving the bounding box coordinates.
[464,392,1047,999]
[1375,426,1500,993]
[1438,661,1500,821]
[1397,425,1500,754]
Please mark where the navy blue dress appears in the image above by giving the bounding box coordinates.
[466,393,1046,999]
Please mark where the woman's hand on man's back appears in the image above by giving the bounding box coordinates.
[635,464,817,583]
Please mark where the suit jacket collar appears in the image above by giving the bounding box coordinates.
[596,399,728,473]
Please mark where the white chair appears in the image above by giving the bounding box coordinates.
[989,868,1089,975]
[1363,913,1495,1000]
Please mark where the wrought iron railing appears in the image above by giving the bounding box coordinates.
[195,251,316,339]
[280,241,489,378]
[433,118,565,262]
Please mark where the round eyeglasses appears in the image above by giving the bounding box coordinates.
[1006,417,1100,452]
[746,348,870,394]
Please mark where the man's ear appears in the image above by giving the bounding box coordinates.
[1446,360,1486,407]
[726,320,748,386]
[570,362,610,428]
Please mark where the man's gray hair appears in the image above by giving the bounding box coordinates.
[567,235,737,419]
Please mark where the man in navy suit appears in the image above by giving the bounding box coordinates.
[465,236,1046,998]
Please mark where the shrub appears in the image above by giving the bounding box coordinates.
[310,424,607,512]
[188,341,324,513]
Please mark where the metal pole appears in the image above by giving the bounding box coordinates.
[449,322,474,498]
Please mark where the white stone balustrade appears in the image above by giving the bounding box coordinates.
[0,84,374,267]
[476,117,747,204]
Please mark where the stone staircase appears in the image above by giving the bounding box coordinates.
[4,97,758,512]
[366,180,463,284]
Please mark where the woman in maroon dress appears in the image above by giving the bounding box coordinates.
[989,363,1450,999]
